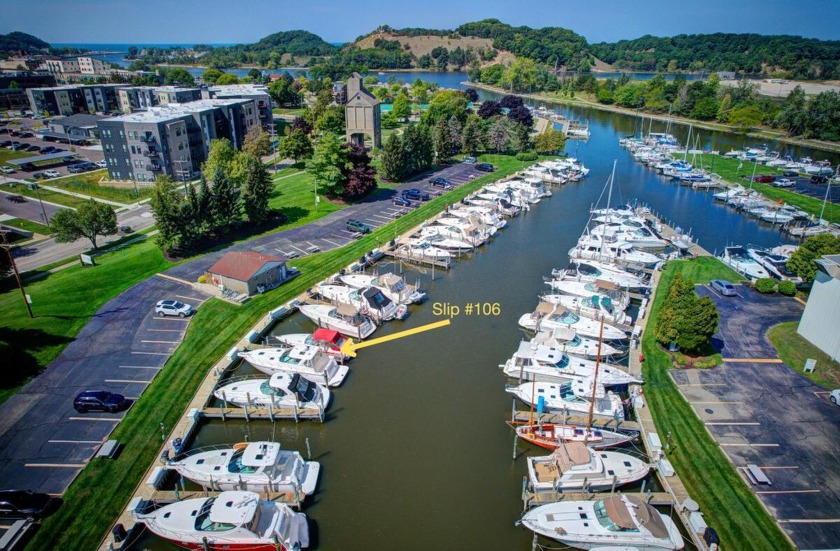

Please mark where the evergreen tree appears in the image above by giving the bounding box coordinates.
[488,119,510,152]
[280,129,314,162]
[380,133,406,181]
[461,114,485,155]
[150,176,182,251]
[787,234,840,283]
[775,86,807,136]
[210,167,241,233]
[241,155,272,225]
[655,273,719,353]
[432,118,454,160]
[447,116,463,153]
[307,132,349,197]
[509,122,532,152]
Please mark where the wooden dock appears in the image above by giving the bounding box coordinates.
[201,406,325,422]
[150,489,305,507]
[384,249,452,269]
[511,411,641,432]
[524,489,674,507]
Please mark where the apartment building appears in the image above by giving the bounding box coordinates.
[27,84,121,116]
[204,84,272,129]
[153,86,201,105]
[41,58,80,75]
[117,86,158,113]
[77,56,108,75]
[97,98,260,183]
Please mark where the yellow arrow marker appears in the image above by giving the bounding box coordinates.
[340,319,451,358]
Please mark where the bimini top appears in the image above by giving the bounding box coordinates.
[207,491,258,525]
[240,442,280,468]
[603,495,669,539]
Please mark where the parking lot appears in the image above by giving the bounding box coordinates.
[1,120,104,180]
[671,284,840,549]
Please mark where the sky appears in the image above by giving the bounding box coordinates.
[2,0,838,45]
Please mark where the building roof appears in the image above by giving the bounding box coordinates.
[153,86,200,94]
[207,84,269,96]
[347,89,380,107]
[105,98,254,123]
[6,151,78,165]
[207,251,285,281]
[816,255,840,280]
[52,113,107,128]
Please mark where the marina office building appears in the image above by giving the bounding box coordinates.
[97,98,260,183]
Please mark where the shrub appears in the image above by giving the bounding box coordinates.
[515,151,538,161]
[754,278,777,293]
[197,275,208,284]
[694,355,721,369]
[778,280,796,296]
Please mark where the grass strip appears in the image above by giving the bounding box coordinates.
[768,321,840,389]
[0,217,51,235]
[642,257,793,551]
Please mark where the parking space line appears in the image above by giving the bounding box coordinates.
[741,465,799,470]
[692,401,741,404]
[176,294,206,303]
[105,379,152,384]
[140,340,180,344]
[48,439,103,444]
[722,358,783,363]
[778,518,840,523]
[289,244,309,255]
[151,317,190,322]
[119,365,161,370]
[705,422,760,426]
[154,273,193,286]
[321,238,342,248]
[68,417,121,422]
[131,351,170,356]
[25,463,86,468]
[756,489,820,495]
[794,297,807,306]
[369,214,392,222]
[677,383,727,386]
[720,443,780,447]
[146,329,182,333]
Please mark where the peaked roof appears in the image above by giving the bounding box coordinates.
[347,90,380,107]
[207,251,285,281]
[52,113,107,128]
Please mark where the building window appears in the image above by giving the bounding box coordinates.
[121,144,127,152]
[119,130,124,138]
[125,158,130,166]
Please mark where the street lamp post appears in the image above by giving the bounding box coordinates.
[33,182,50,228]
[1,230,34,318]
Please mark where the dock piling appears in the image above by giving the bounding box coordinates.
[244,393,250,422]
[305,437,311,460]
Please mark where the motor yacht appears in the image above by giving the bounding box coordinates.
[541,293,632,326]
[747,248,802,283]
[570,234,662,268]
[550,261,649,293]
[519,302,628,341]
[502,341,640,385]
[297,304,377,340]
[275,329,350,361]
[315,283,399,321]
[530,327,622,359]
[398,239,453,262]
[214,372,330,412]
[719,246,770,280]
[340,272,426,305]
[544,279,630,310]
[527,441,649,492]
[507,378,625,419]
[239,345,348,387]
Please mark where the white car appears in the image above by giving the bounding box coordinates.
[831,389,840,406]
[43,170,61,178]
[95,160,107,168]
[773,178,795,188]
[154,299,194,317]
[0,166,15,174]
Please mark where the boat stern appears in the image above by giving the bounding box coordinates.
[300,461,321,495]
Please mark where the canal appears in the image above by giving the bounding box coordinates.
[133,100,802,549]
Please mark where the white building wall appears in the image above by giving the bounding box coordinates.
[798,271,840,362]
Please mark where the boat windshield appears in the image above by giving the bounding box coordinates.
[290,374,317,403]
[559,382,581,402]
[594,500,639,533]
[228,449,259,474]
[550,311,580,324]
[568,336,582,346]
[260,380,287,397]
[194,498,236,532]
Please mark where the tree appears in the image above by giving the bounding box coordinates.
[488,119,510,152]
[728,104,764,132]
[380,133,406,181]
[127,46,138,58]
[307,132,349,198]
[209,167,240,233]
[463,87,479,103]
[341,143,378,200]
[216,73,239,85]
[150,176,182,251]
[290,116,312,135]
[498,95,524,110]
[716,93,733,123]
[509,122,532,153]
[280,129,314,162]
[242,126,271,159]
[775,86,807,136]
[447,116,463,154]
[477,100,502,119]
[507,105,533,127]
[202,139,237,183]
[788,234,840,283]
[655,273,719,353]
[241,155,272,225]
[50,199,117,250]
[315,106,345,135]
[534,128,566,154]
[392,91,411,121]
[423,89,468,125]
[163,67,195,87]
[269,78,302,108]
[432,118,454,160]
[461,114,485,155]
[202,68,224,84]
[247,68,263,83]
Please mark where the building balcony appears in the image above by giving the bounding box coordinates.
[143,149,159,157]
[146,164,163,172]
[140,134,155,143]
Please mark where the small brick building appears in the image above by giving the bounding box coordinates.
[206,251,288,296]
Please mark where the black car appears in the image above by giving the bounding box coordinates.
[0,490,58,520]
[26,145,41,152]
[782,170,799,177]
[402,188,430,201]
[810,175,828,184]
[475,163,495,172]
[429,177,454,189]
[392,196,412,207]
[18,132,34,138]
[73,390,128,413]
[32,172,47,180]
[40,146,56,154]
[0,140,11,147]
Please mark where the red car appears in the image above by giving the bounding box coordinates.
[753,175,776,183]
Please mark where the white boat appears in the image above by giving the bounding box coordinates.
[134,491,309,551]
[719,246,770,280]
[167,441,320,495]
[502,341,640,386]
[239,345,348,387]
[417,230,474,252]
[298,304,377,340]
[275,329,349,361]
[542,293,632,326]
[550,261,649,292]
[544,279,630,310]
[435,215,496,240]
[747,248,802,284]
[570,234,662,268]
[590,223,668,249]
[446,205,507,229]
[315,283,399,321]
[526,441,649,492]
[399,239,453,261]
[519,302,628,341]
[339,272,426,305]
[519,494,684,550]
[506,379,625,419]
[531,327,622,359]
[214,372,331,412]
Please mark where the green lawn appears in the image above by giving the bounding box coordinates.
[25,153,544,551]
[0,237,172,405]
[0,180,92,209]
[0,217,51,236]
[0,149,34,167]
[47,170,153,203]
[642,258,793,551]
[267,170,343,229]
[272,107,307,117]
[693,154,840,224]
[768,321,840,389]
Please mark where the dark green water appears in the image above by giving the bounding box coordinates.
[129,120,797,550]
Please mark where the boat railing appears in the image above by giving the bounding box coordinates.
[214,374,270,390]
[168,443,244,464]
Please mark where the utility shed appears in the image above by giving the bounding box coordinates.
[206,251,288,296]
[798,254,840,362]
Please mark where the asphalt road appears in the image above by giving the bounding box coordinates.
[0,161,486,495]
[671,285,840,549]
[0,189,64,225]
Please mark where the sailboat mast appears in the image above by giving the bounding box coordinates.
[819,167,834,222]
[584,317,605,442]
[599,161,617,262]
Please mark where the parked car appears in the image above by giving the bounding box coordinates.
[40,146,55,154]
[18,132,33,138]
[345,218,372,234]
[0,128,8,134]
[67,165,85,174]
[0,140,11,147]
[392,195,412,207]
[753,175,776,183]
[830,389,840,405]
[402,188,430,201]
[73,390,128,413]
[95,159,107,168]
[31,172,47,180]
[0,490,59,520]
[5,194,25,203]
[78,162,97,170]
[43,170,61,178]
[464,156,477,164]
[773,178,794,188]
[810,175,828,184]
[9,143,25,151]
[429,177,454,189]
[155,299,194,317]
[710,279,737,296]
[782,170,799,177]
[475,163,495,172]
[25,145,40,152]
[118,225,133,234]
[0,166,15,174]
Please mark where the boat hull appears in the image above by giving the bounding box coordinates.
[513,423,635,450]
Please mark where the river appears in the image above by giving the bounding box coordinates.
[128,89,803,549]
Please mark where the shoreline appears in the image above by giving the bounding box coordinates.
[464,81,840,155]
